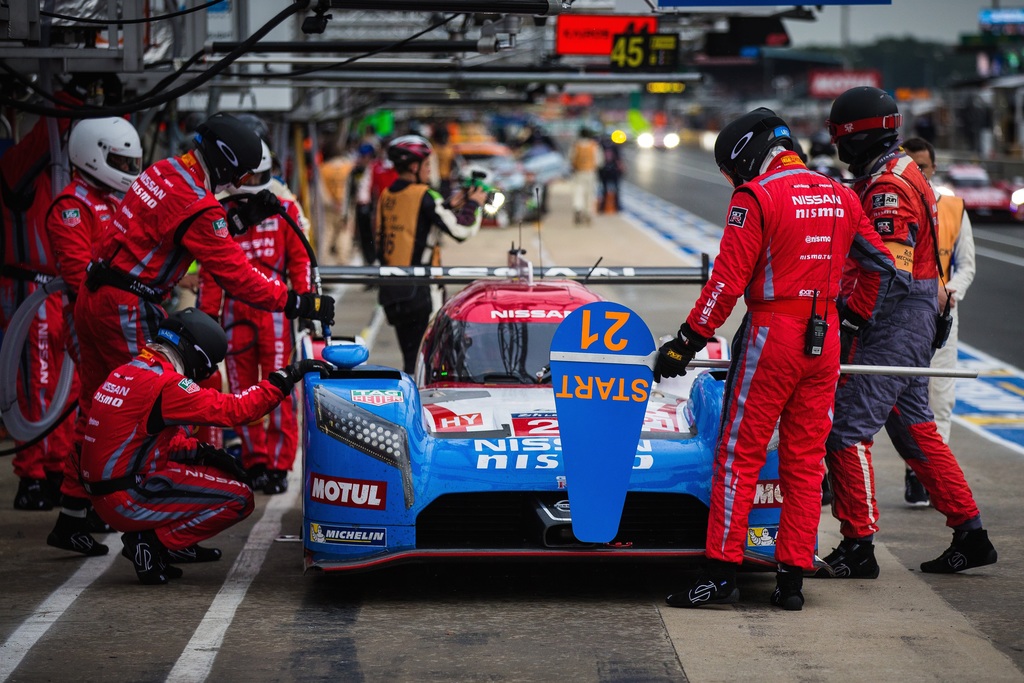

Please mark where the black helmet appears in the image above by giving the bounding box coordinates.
[233,113,270,142]
[809,130,835,158]
[715,108,793,186]
[155,308,227,381]
[826,86,902,166]
[193,113,264,188]
[387,135,432,170]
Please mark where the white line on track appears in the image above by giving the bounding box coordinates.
[975,245,1024,267]
[0,533,119,682]
[165,473,299,683]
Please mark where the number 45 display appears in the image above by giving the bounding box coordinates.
[610,33,679,71]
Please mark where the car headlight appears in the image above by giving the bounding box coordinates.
[1012,188,1024,206]
[663,133,680,149]
[637,132,654,149]
[313,385,413,508]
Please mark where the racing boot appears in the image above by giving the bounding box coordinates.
[246,463,269,491]
[920,529,997,574]
[14,477,55,511]
[666,560,740,608]
[771,566,805,611]
[812,538,879,579]
[165,543,222,563]
[263,469,289,495]
[121,530,174,585]
[85,506,113,533]
[46,511,109,556]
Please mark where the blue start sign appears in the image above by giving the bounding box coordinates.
[550,302,655,543]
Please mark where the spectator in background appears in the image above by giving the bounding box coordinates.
[349,142,379,266]
[319,144,355,263]
[570,127,600,226]
[598,133,625,213]
[902,136,976,507]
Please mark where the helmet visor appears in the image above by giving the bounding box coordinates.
[242,169,272,187]
[108,152,141,177]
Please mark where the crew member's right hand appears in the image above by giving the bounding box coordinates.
[653,323,707,382]
[268,359,334,394]
[285,291,335,325]
[465,185,487,205]
[197,443,250,484]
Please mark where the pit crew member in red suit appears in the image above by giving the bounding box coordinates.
[198,139,311,496]
[817,87,997,579]
[80,308,330,585]
[73,112,335,473]
[43,116,142,556]
[654,109,900,611]
[376,135,485,373]
[1,88,81,513]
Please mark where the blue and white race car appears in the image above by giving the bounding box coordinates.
[298,261,786,573]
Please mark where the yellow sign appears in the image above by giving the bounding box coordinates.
[647,82,685,94]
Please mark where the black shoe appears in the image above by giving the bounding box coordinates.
[812,539,879,579]
[904,469,931,507]
[121,531,171,585]
[45,470,64,503]
[14,478,55,510]
[821,474,833,507]
[247,464,269,490]
[666,561,739,608]
[166,543,222,563]
[263,469,289,495]
[771,570,805,611]
[920,529,997,574]
[47,512,110,556]
[85,506,113,533]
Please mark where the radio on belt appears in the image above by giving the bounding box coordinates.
[804,290,828,357]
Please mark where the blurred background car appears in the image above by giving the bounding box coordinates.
[453,141,529,227]
[935,163,1022,221]
[636,129,681,150]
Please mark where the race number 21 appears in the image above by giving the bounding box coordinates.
[580,309,629,352]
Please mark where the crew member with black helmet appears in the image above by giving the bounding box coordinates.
[654,108,899,610]
[817,87,997,578]
[73,112,334,438]
[79,308,330,584]
[376,134,485,373]
[43,117,143,556]
[198,131,312,495]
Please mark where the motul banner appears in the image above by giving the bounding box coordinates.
[808,69,883,99]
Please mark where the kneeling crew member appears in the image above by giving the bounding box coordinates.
[79,308,329,585]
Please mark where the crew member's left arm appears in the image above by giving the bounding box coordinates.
[157,376,286,430]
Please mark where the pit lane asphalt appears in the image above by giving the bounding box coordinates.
[2,181,1022,682]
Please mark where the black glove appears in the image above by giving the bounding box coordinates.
[653,323,707,382]
[197,443,249,485]
[838,307,868,364]
[225,189,281,236]
[285,291,335,325]
[268,359,334,394]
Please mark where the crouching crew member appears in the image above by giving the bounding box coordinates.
[80,308,330,585]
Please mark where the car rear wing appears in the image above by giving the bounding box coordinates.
[319,256,710,286]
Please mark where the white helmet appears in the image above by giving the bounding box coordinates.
[226,140,272,195]
[68,117,142,192]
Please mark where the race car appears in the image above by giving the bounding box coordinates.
[935,164,1020,221]
[300,257,788,574]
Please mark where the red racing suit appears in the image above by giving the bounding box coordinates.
[80,347,285,550]
[44,176,122,498]
[1,99,77,481]
[685,152,899,570]
[197,196,311,473]
[73,151,291,431]
[826,152,982,540]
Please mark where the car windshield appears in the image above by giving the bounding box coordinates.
[425,318,557,384]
